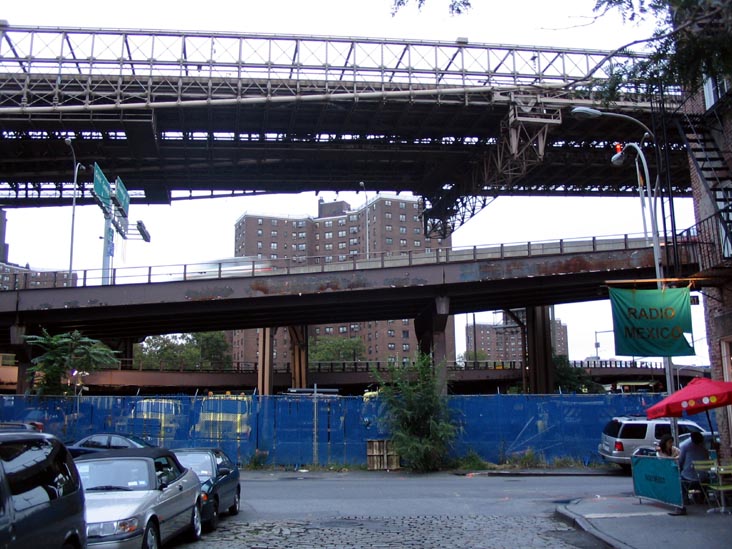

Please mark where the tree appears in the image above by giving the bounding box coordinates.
[24,329,118,395]
[376,353,458,472]
[134,331,232,370]
[591,0,732,94]
[458,349,489,365]
[553,354,605,394]
[308,336,365,362]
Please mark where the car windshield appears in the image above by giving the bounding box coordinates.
[76,458,152,491]
[176,452,215,481]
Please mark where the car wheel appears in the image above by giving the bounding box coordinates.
[142,521,160,549]
[206,499,219,532]
[229,487,240,515]
[188,502,202,541]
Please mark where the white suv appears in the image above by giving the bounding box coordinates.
[598,415,705,470]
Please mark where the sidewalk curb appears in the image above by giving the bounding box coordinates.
[555,500,636,549]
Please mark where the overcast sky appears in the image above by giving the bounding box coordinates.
[1,1,709,364]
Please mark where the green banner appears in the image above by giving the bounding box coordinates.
[609,287,695,356]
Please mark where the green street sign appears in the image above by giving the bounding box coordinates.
[113,176,130,218]
[93,163,112,213]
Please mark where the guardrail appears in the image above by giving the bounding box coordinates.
[2,232,664,290]
[103,358,667,373]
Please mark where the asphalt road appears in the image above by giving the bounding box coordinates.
[173,469,628,548]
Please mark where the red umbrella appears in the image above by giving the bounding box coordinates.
[646,378,732,419]
[646,377,732,440]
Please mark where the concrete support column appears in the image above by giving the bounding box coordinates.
[257,328,275,396]
[414,296,450,395]
[288,325,308,389]
[526,305,554,394]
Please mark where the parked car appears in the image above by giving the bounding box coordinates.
[598,415,705,471]
[118,398,185,445]
[0,430,86,548]
[76,447,202,547]
[0,421,42,432]
[173,447,240,531]
[67,432,156,457]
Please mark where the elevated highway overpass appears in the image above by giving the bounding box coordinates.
[0,234,705,393]
[0,25,692,235]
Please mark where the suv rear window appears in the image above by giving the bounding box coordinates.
[619,423,647,439]
[602,420,621,437]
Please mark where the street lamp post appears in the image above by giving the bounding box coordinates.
[571,106,677,430]
[359,181,369,259]
[64,138,85,279]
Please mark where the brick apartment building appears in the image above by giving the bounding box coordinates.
[231,195,456,368]
[0,209,75,291]
[465,309,568,363]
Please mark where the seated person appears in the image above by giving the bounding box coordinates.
[678,432,710,504]
[656,434,680,459]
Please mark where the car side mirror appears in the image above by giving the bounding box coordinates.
[218,466,231,477]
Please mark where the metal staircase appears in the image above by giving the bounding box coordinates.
[676,113,732,273]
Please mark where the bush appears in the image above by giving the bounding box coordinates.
[376,353,458,472]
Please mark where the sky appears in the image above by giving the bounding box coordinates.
[1,0,710,365]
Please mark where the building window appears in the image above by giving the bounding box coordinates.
[348,214,358,222]
[385,212,392,219]
[339,326,348,334]
[413,203,419,209]
[272,219,278,226]
[402,319,410,325]
[402,330,409,339]
[402,343,410,352]
[385,200,392,206]
[385,237,393,245]
[413,227,421,234]
[349,238,358,246]
[271,254,278,259]
[257,229,263,236]
[338,242,347,249]
[388,343,396,350]
[297,243,306,251]
[338,218,346,226]
[399,202,406,209]
[349,226,358,234]
[325,243,333,251]
[385,225,392,232]
[325,220,333,227]
[414,240,421,247]
[270,242,278,250]
[338,254,347,261]
[257,218,263,225]
[325,232,333,239]
[399,226,407,234]
[325,326,334,334]
[325,256,333,263]
[400,239,407,246]
[338,230,346,237]
[257,241,263,249]
[271,230,278,237]
[387,330,395,337]
[399,214,406,222]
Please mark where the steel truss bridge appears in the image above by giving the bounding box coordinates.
[0,25,692,236]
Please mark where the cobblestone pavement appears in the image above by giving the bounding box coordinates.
[175,514,599,548]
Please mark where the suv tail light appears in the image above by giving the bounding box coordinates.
[614,441,624,452]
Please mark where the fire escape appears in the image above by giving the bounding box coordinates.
[676,106,732,280]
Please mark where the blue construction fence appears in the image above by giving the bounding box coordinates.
[0,393,718,467]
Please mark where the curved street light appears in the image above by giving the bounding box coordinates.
[571,106,677,427]
[64,138,85,279]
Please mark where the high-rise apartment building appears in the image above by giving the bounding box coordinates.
[231,195,456,369]
[465,309,568,362]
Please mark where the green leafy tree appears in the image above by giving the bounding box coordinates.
[134,332,232,370]
[554,354,605,394]
[458,349,489,365]
[591,0,732,94]
[308,336,365,362]
[24,329,118,395]
[376,353,458,472]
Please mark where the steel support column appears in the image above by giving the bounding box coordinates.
[257,328,275,396]
[288,325,308,389]
[526,305,554,394]
[415,296,450,395]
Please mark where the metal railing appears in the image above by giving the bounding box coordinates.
[2,232,664,291]
[0,25,656,113]
[102,358,665,374]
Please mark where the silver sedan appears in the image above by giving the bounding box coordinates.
[76,447,202,548]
